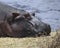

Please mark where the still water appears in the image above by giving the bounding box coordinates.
[0,0,60,31]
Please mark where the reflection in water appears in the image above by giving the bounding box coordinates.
[0,0,60,31]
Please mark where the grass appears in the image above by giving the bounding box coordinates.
[0,32,60,48]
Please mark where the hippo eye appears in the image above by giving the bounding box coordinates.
[32,13,35,16]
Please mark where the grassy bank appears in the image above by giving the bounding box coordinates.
[0,31,60,48]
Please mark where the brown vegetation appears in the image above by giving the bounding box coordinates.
[0,31,60,48]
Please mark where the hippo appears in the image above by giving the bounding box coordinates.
[0,2,51,37]
[0,12,51,37]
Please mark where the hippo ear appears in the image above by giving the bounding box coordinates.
[12,13,20,17]
[23,13,30,18]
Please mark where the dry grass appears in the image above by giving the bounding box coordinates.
[0,32,60,48]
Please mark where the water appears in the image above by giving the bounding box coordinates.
[0,0,60,31]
